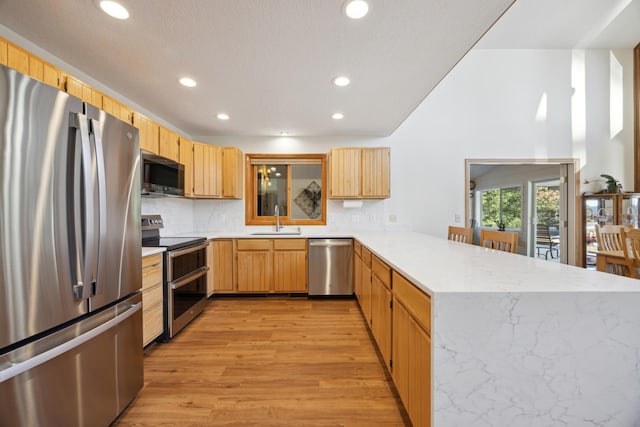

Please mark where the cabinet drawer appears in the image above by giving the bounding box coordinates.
[273,239,306,251]
[142,256,162,291]
[142,253,162,269]
[361,247,372,267]
[236,239,270,251]
[142,283,163,311]
[392,271,431,334]
[354,240,362,257]
[372,255,391,289]
[143,303,163,346]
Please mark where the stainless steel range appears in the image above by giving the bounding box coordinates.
[142,215,208,340]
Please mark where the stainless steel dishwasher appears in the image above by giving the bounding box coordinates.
[308,239,353,296]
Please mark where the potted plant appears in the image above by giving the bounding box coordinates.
[601,174,621,194]
[497,221,506,231]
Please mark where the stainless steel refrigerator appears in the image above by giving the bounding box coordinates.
[0,64,143,426]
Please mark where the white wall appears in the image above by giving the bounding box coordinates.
[384,48,635,238]
[188,48,635,240]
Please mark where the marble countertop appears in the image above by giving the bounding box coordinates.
[162,230,640,295]
[142,247,166,257]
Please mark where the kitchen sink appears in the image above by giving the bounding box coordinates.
[249,231,302,235]
[249,227,302,235]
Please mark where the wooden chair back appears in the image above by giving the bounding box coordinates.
[479,229,519,254]
[595,224,624,251]
[447,226,473,244]
[621,228,640,278]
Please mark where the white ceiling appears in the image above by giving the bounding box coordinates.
[0,0,514,137]
[0,0,637,138]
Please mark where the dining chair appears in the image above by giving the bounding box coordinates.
[596,224,627,275]
[535,223,559,260]
[620,228,640,279]
[479,229,519,254]
[595,224,624,251]
[447,226,473,244]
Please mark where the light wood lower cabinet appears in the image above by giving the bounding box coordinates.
[212,239,234,293]
[392,270,431,427]
[360,247,372,325]
[371,255,392,371]
[237,240,271,292]
[272,239,307,292]
[142,253,164,346]
[353,242,362,302]
[233,238,307,293]
[354,241,431,427]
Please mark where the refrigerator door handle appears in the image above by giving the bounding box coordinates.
[68,113,90,300]
[0,302,142,383]
[89,118,107,296]
[79,113,100,300]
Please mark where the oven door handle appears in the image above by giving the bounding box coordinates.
[169,266,209,290]
[168,241,209,259]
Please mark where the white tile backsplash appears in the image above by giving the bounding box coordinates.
[144,197,391,235]
[141,197,194,236]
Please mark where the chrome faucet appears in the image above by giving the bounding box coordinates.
[274,204,280,232]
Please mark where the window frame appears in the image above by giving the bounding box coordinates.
[479,185,523,230]
[245,153,327,226]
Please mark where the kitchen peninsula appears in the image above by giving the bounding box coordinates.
[174,230,640,426]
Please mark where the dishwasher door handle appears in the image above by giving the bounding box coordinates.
[308,241,353,247]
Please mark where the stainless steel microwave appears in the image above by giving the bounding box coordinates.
[141,151,185,197]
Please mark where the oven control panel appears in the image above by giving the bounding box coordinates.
[142,214,164,230]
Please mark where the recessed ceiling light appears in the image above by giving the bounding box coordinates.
[179,77,197,87]
[217,113,229,120]
[344,0,369,19]
[332,113,344,120]
[280,131,289,136]
[333,76,350,87]
[99,1,130,20]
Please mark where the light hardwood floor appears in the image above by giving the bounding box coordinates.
[114,297,410,426]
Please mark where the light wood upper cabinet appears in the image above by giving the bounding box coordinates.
[65,75,101,108]
[102,95,132,123]
[329,148,361,198]
[179,137,193,197]
[212,240,234,293]
[7,43,29,74]
[42,62,62,89]
[222,147,243,199]
[192,142,222,198]
[133,113,160,154]
[362,148,390,198]
[159,126,180,162]
[329,147,390,199]
[0,39,7,66]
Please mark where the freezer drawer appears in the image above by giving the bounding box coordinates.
[0,293,143,427]
[308,239,354,295]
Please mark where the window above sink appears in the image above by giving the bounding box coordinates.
[245,154,326,226]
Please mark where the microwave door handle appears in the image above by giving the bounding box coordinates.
[88,118,106,296]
